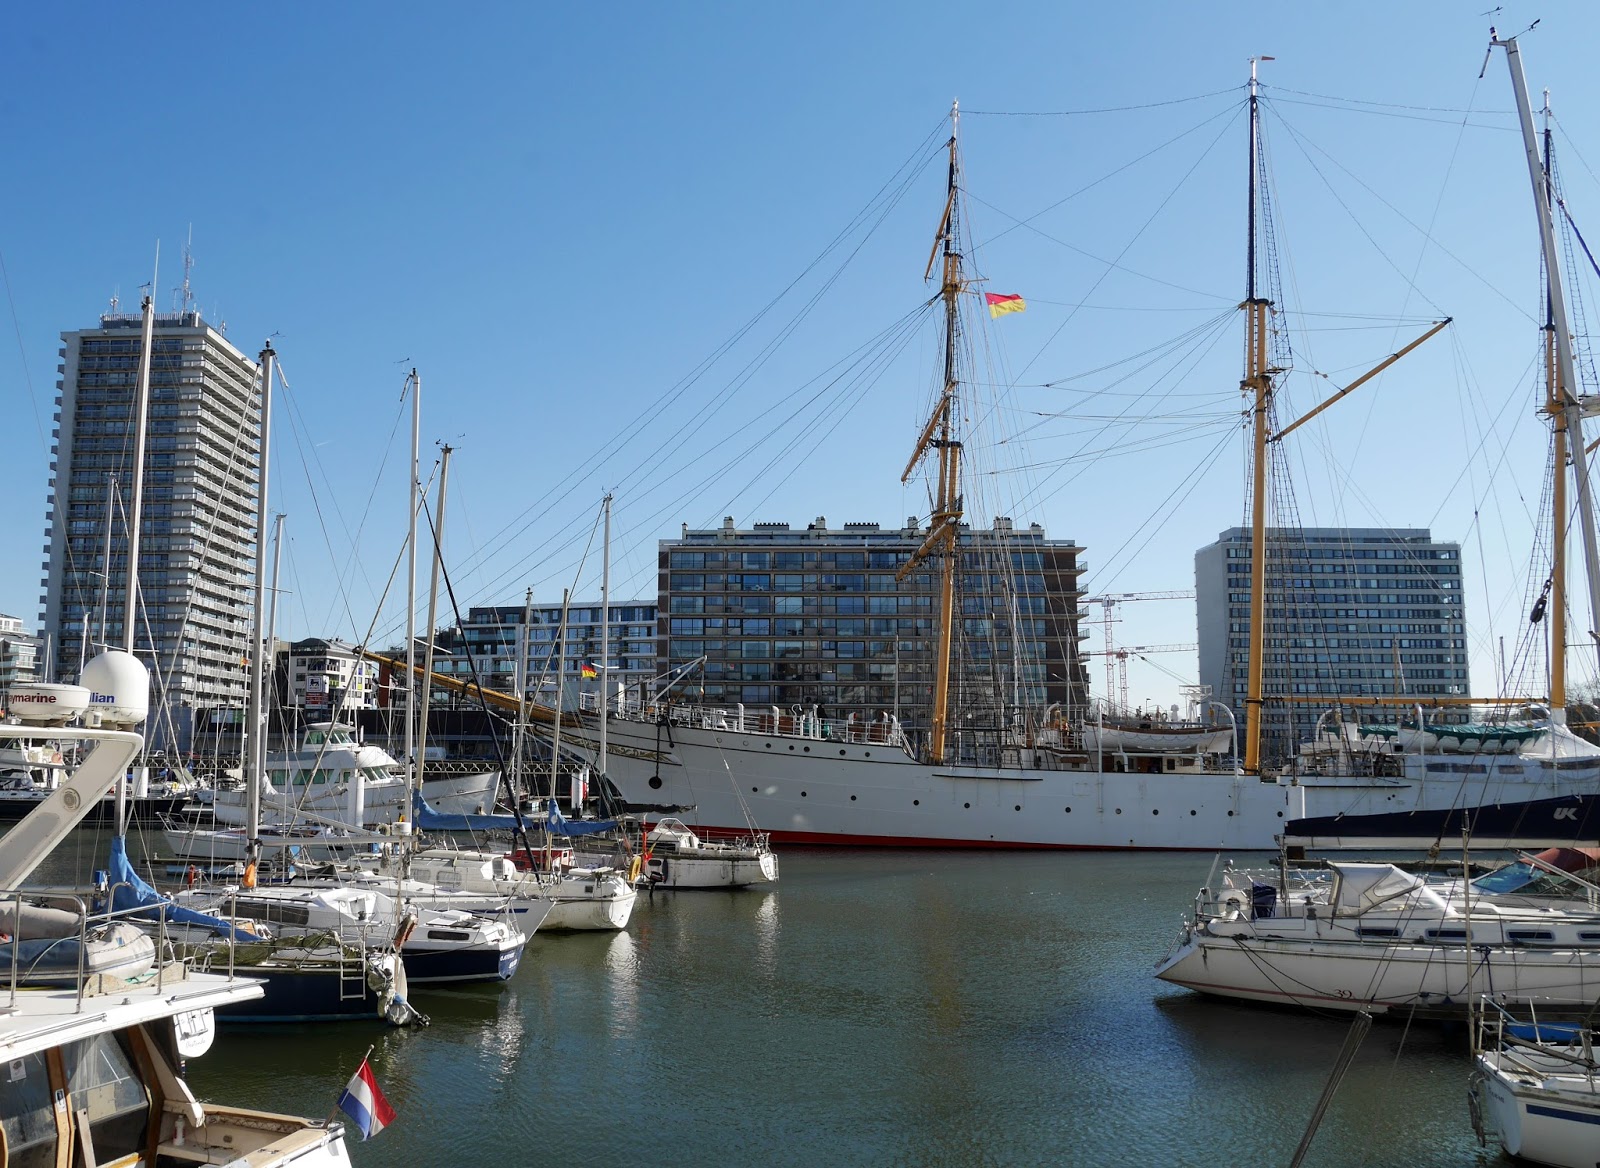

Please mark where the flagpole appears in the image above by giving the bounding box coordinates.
[328,1043,377,1126]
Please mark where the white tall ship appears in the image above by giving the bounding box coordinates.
[546,88,1600,852]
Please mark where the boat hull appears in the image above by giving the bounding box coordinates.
[1285,792,1600,851]
[571,715,1600,850]
[1478,1054,1600,1167]
[645,851,779,889]
[1155,930,1600,1016]
[401,937,522,984]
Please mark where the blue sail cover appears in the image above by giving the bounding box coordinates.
[408,792,618,837]
[544,799,619,838]
[411,789,524,833]
[105,835,265,941]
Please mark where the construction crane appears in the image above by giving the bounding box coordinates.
[1082,643,1198,711]
[1081,592,1196,707]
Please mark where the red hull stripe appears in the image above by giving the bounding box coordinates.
[688,824,1225,851]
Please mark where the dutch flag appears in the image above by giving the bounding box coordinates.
[337,1058,396,1140]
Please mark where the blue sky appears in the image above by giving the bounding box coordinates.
[4,3,1598,710]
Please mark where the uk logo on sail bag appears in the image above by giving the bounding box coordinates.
[337,1057,396,1140]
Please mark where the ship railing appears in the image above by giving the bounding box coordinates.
[0,885,194,1014]
[614,697,909,748]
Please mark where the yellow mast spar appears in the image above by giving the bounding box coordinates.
[1542,92,1568,712]
[1242,57,1274,775]
[1237,58,1447,770]
[899,100,965,764]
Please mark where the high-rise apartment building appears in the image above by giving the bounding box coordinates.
[1195,526,1469,762]
[39,310,260,724]
[659,516,1088,750]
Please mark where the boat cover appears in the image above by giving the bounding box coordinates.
[411,789,521,833]
[1328,863,1449,916]
[103,835,265,941]
[544,800,620,838]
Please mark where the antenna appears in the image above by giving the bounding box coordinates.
[179,225,194,315]
[109,288,119,314]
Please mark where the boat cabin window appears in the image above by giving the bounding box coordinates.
[1424,928,1468,942]
[234,899,313,928]
[1355,926,1402,939]
[1505,929,1555,946]
[305,729,325,746]
[0,1052,57,1168]
[63,1033,150,1162]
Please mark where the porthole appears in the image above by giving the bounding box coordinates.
[913,799,920,806]
[804,746,810,753]
[752,787,759,793]
[1152,809,1159,815]
[1014,804,1021,812]
[765,743,772,749]
[963,802,970,809]
[648,777,663,790]
[1189,809,1196,816]
[788,745,795,751]
[1277,811,1283,818]
[865,752,871,758]
[1115,808,1122,815]
[1227,810,1235,817]
[839,749,846,756]
[850,795,857,801]
[1064,806,1072,813]
[801,791,807,798]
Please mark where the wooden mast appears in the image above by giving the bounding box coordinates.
[899,100,964,764]
[1243,58,1274,775]
[1542,95,1568,713]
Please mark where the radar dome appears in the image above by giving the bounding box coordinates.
[77,651,150,728]
[6,683,90,727]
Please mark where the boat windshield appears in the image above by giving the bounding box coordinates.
[1473,848,1600,896]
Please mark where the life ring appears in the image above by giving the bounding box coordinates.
[241,861,258,890]
[627,855,643,884]
[1216,889,1249,916]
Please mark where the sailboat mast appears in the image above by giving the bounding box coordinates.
[512,587,532,794]
[416,444,452,815]
[1243,57,1275,775]
[599,492,613,784]
[1497,33,1600,683]
[551,588,570,798]
[1543,98,1569,713]
[899,100,965,765]
[246,342,276,862]
[123,296,156,655]
[404,370,420,792]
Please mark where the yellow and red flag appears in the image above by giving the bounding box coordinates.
[580,662,598,680]
[985,292,1026,319]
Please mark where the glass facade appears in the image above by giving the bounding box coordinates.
[658,518,1088,745]
[1196,526,1471,761]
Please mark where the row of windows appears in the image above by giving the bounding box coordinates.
[668,550,1050,570]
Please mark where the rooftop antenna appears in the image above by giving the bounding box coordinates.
[181,225,194,314]
[108,287,119,315]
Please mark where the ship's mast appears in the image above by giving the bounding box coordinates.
[1243,57,1275,775]
[899,100,965,764]
[1496,32,1600,689]
[1542,93,1568,713]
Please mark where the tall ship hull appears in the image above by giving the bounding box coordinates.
[561,708,1600,850]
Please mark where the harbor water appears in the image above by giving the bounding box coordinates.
[61,831,1493,1165]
